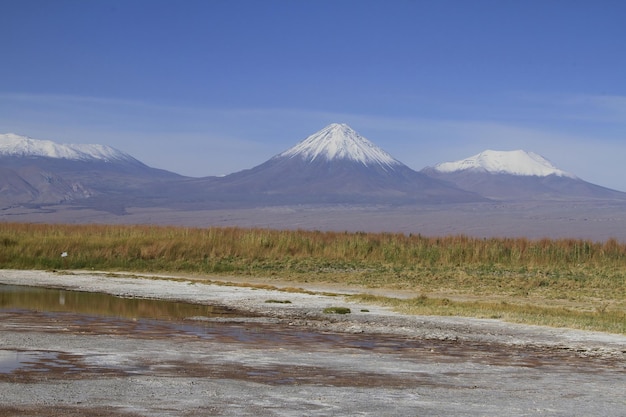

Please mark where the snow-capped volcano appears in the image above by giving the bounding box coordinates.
[0,133,135,163]
[432,150,576,178]
[177,123,486,206]
[423,149,625,201]
[278,123,401,169]
[0,133,183,209]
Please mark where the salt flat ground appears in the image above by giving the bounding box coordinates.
[1,270,625,417]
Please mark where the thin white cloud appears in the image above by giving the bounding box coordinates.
[514,92,626,125]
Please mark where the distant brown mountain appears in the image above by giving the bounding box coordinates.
[0,134,184,212]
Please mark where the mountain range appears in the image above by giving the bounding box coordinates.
[1,124,625,217]
[161,124,484,207]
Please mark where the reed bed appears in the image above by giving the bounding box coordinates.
[1,222,624,333]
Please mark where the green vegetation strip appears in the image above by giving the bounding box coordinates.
[323,307,351,314]
[348,294,626,335]
[1,223,624,334]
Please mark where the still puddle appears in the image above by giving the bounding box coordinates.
[0,350,59,373]
[0,284,258,375]
[0,284,241,321]
[0,349,99,376]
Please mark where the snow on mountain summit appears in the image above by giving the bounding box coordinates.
[278,123,401,168]
[433,150,577,178]
[0,133,135,163]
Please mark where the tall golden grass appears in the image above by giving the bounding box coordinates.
[1,222,624,333]
[2,222,624,267]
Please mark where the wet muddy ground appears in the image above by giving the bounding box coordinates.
[1,270,625,416]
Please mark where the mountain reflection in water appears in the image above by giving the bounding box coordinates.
[0,284,240,321]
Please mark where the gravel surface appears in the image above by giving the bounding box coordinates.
[1,269,625,417]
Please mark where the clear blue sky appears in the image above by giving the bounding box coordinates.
[1,0,625,190]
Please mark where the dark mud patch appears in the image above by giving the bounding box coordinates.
[0,405,144,417]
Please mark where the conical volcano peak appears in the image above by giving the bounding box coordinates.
[278,123,401,168]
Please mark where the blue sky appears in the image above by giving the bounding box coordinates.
[1,0,625,190]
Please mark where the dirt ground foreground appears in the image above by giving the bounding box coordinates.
[1,270,625,416]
